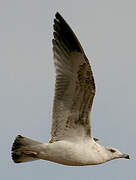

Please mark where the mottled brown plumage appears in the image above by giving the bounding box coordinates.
[50,12,95,142]
[11,13,129,165]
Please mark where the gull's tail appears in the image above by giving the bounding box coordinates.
[11,135,43,163]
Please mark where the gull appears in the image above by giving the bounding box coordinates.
[11,12,130,166]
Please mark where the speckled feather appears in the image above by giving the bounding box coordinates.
[50,12,96,142]
[11,13,129,165]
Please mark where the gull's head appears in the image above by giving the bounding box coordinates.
[105,147,130,160]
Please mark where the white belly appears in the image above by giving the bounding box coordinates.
[38,140,103,166]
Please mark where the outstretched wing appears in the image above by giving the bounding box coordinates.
[50,12,95,142]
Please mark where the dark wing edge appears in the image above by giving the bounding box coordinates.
[50,12,96,142]
[53,12,85,55]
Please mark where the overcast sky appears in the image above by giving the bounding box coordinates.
[1,0,135,179]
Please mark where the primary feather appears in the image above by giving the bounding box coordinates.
[50,12,96,142]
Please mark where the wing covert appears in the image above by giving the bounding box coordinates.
[50,12,95,142]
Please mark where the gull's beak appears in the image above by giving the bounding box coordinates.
[122,154,130,159]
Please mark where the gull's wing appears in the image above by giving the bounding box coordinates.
[50,12,96,142]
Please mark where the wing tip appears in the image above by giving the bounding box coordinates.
[53,12,84,54]
[55,12,61,20]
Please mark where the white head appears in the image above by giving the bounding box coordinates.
[104,146,130,161]
[89,140,130,165]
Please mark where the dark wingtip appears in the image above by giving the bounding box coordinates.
[55,12,61,18]
[55,12,64,22]
[53,12,83,54]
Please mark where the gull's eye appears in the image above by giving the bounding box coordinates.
[109,149,116,153]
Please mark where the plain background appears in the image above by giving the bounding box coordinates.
[1,0,135,179]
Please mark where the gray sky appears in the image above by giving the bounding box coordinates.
[1,0,135,179]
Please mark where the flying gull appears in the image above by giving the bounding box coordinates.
[11,12,130,166]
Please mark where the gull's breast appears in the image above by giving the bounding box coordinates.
[39,139,103,166]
